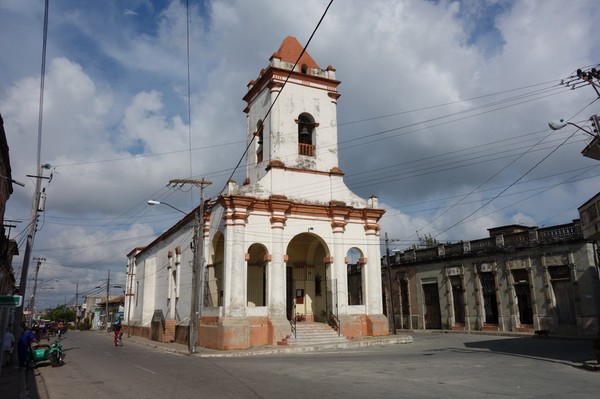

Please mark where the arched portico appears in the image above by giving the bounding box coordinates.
[286,233,331,322]
[247,243,268,307]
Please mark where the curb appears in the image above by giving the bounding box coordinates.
[123,333,414,358]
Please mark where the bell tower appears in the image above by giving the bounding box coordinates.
[242,36,345,203]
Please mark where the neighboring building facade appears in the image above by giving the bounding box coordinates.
[0,113,19,358]
[578,192,600,242]
[83,294,124,330]
[384,221,600,337]
[126,36,388,350]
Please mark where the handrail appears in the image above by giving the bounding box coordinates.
[289,302,297,339]
[328,311,341,337]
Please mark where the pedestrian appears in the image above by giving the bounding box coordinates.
[17,325,38,369]
[1,327,15,367]
[112,318,122,346]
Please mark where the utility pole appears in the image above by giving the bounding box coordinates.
[15,169,51,332]
[105,270,110,329]
[126,259,135,337]
[384,233,397,335]
[169,178,211,354]
[75,282,80,326]
[14,0,50,336]
[29,257,46,326]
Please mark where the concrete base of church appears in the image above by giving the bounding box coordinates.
[367,314,390,336]
[339,314,390,338]
[199,316,292,349]
[268,316,292,345]
[163,319,176,343]
[200,316,250,350]
[198,314,388,349]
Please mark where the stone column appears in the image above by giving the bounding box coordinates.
[268,197,290,316]
[167,251,175,320]
[222,196,253,317]
[331,220,348,316]
[363,207,387,336]
[267,196,291,344]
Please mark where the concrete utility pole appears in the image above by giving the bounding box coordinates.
[126,259,134,337]
[105,270,110,328]
[384,233,397,335]
[15,169,50,331]
[169,178,211,354]
[14,0,50,336]
[28,257,46,326]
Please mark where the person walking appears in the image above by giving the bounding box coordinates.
[113,318,122,346]
[1,328,15,367]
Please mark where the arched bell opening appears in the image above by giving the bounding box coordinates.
[297,113,317,156]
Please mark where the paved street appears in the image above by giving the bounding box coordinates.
[32,331,600,399]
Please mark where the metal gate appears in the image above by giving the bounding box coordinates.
[479,272,498,324]
[450,276,465,324]
[512,269,533,325]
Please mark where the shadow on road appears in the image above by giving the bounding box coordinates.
[461,336,594,366]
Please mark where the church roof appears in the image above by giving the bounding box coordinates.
[271,36,320,70]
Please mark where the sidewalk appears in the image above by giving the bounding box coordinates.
[118,330,414,357]
[0,364,47,399]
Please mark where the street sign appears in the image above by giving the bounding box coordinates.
[0,295,23,307]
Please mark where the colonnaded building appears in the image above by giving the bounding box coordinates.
[125,36,389,349]
[383,220,600,337]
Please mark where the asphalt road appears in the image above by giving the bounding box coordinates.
[38,331,600,398]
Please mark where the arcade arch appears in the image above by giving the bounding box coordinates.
[285,232,331,322]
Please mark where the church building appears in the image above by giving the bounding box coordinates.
[126,36,389,350]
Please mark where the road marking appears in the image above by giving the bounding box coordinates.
[136,365,156,375]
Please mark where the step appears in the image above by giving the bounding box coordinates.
[277,322,348,346]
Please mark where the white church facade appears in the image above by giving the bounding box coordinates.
[125,36,388,350]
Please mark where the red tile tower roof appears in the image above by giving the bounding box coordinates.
[271,36,320,70]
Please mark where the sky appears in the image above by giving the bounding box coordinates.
[1,0,600,311]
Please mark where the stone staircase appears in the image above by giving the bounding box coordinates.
[277,322,348,346]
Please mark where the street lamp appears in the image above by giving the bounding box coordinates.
[549,116,600,160]
[548,118,595,136]
[147,200,187,215]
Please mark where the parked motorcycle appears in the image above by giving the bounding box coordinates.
[30,336,65,367]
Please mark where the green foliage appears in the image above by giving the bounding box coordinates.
[44,306,76,323]
[415,233,439,249]
[77,321,92,331]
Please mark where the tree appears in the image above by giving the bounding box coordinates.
[44,306,76,323]
[415,233,439,249]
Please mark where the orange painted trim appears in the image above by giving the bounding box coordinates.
[218,194,384,225]
[266,161,344,177]
[243,66,340,105]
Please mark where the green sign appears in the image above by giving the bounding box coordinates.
[0,295,22,307]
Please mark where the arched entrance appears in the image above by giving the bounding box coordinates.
[207,231,224,307]
[285,233,331,322]
[346,247,364,306]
